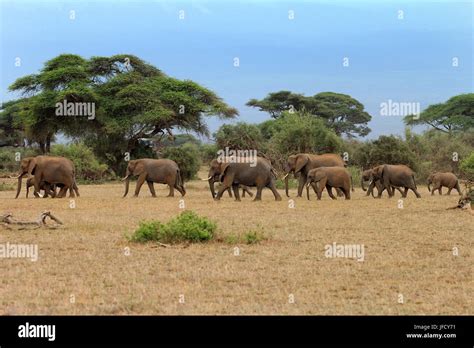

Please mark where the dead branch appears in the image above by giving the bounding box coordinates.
[1,211,64,230]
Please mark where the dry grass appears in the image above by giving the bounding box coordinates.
[0,168,472,315]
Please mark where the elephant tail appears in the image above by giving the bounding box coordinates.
[176,169,184,188]
[412,175,418,189]
[351,174,355,192]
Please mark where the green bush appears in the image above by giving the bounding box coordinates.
[460,152,474,180]
[270,111,343,155]
[161,143,201,181]
[199,143,219,163]
[130,211,216,244]
[51,143,108,182]
[0,147,39,173]
[214,122,264,150]
[0,181,14,191]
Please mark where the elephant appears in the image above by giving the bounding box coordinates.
[305,167,352,200]
[283,153,347,197]
[122,158,185,197]
[15,156,79,199]
[206,158,255,199]
[26,177,57,198]
[362,168,404,197]
[213,157,281,201]
[427,172,461,195]
[370,164,421,198]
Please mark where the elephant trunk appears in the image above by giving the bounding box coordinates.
[209,177,216,198]
[284,172,290,197]
[15,173,25,199]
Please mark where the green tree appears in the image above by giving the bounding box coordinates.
[270,111,343,155]
[214,122,264,150]
[353,135,418,170]
[161,143,201,181]
[4,54,237,173]
[247,91,371,137]
[404,94,474,133]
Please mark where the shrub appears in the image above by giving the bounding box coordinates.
[270,111,343,155]
[244,230,266,244]
[130,211,216,244]
[0,147,39,173]
[199,143,219,163]
[161,143,200,181]
[460,152,474,180]
[51,143,108,182]
[0,181,14,191]
[214,122,264,150]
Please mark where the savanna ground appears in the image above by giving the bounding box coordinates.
[0,167,472,315]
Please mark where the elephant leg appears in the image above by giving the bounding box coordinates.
[403,187,409,198]
[438,187,442,195]
[227,187,233,197]
[232,184,241,201]
[167,185,175,197]
[215,176,233,200]
[447,187,452,195]
[336,188,344,197]
[243,186,253,197]
[174,184,186,197]
[253,185,263,201]
[134,173,147,197]
[431,187,435,195]
[267,180,282,201]
[411,186,421,198]
[57,186,68,198]
[33,178,41,198]
[147,181,157,197]
[297,175,305,197]
[327,185,337,200]
[342,186,351,200]
[68,185,76,198]
[241,187,245,198]
[396,187,405,197]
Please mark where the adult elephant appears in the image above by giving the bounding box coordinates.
[283,153,346,197]
[122,159,185,197]
[213,157,281,201]
[15,156,78,198]
[370,164,421,198]
[362,168,404,197]
[305,167,352,200]
[206,158,254,199]
[427,172,461,195]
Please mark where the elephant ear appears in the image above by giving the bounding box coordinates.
[294,155,309,174]
[132,161,144,176]
[27,158,37,176]
[218,162,231,182]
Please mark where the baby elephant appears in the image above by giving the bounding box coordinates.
[427,172,461,195]
[306,167,352,200]
[26,177,57,198]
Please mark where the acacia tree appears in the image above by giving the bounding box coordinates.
[247,91,371,137]
[404,94,474,133]
[3,54,238,172]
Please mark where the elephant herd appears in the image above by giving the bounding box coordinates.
[12,154,463,201]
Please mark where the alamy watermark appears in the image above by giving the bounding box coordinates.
[55,99,95,120]
[216,147,258,167]
[0,243,38,262]
[380,99,420,119]
[325,242,365,262]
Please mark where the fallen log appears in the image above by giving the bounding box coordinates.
[1,211,64,230]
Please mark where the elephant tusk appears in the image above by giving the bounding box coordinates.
[121,176,129,182]
[201,176,213,181]
[283,173,289,180]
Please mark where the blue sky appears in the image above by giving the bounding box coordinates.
[1,0,472,140]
